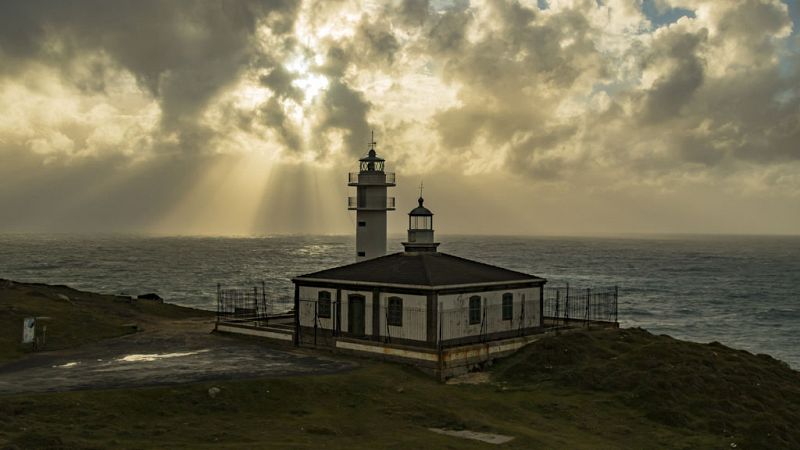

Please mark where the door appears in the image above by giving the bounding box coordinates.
[348,294,366,336]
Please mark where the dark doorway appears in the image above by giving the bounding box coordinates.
[348,294,366,336]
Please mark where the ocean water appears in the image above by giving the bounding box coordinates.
[0,234,798,368]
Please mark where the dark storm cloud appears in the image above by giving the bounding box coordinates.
[1,0,799,234]
[427,0,602,165]
[316,80,371,157]
[415,0,799,183]
[260,65,303,102]
[396,0,431,27]
[638,26,707,123]
[0,0,299,136]
[352,16,401,66]
[263,97,303,150]
[427,6,472,56]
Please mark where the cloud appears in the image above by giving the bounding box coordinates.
[0,0,798,234]
[0,0,300,155]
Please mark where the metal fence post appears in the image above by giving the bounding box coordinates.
[614,285,619,324]
[555,290,560,327]
[253,286,258,323]
[216,283,221,329]
[293,284,300,347]
[565,283,570,323]
[261,281,268,325]
[314,301,318,347]
[438,304,444,378]
[585,288,590,327]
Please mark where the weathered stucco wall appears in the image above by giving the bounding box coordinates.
[297,286,374,335]
[438,287,540,340]
[298,284,540,342]
[377,292,427,342]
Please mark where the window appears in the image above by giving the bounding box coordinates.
[502,293,513,321]
[358,221,366,227]
[318,291,331,318]
[387,296,403,326]
[469,296,482,325]
[357,251,366,257]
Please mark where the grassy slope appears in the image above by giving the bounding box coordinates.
[0,363,722,449]
[492,328,800,449]
[0,279,211,362]
[1,281,797,449]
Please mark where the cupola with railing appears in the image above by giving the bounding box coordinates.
[402,194,439,253]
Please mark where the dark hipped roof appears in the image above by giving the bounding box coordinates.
[293,252,545,288]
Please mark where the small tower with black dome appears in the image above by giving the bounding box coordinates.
[402,189,439,253]
[348,132,396,261]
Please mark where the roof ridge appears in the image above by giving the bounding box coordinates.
[437,252,543,280]
[294,251,544,286]
[295,251,404,278]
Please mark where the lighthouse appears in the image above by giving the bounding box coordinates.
[348,133,396,261]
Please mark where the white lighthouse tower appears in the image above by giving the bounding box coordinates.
[348,133,396,261]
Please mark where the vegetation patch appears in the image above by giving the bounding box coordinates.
[492,327,800,449]
[0,279,211,362]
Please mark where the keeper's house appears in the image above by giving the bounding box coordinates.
[292,199,545,349]
[291,146,547,378]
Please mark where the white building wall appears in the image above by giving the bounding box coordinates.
[377,292,427,342]
[438,287,540,341]
[297,286,374,335]
[298,284,540,342]
[298,286,336,329]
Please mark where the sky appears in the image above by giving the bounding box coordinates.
[0,0,798,236]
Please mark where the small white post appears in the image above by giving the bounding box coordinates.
[22,317,36,345]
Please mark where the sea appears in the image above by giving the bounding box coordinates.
[1,234,798,368]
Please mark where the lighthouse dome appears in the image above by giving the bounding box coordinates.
[409,197,433,216]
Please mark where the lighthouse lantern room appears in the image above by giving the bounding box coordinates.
[348,133,396,261]
[402,196,439,253]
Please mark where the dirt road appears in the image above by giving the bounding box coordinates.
[0,319,354,394]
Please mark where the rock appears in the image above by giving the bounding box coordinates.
[137,293,163,302]
[57,293,77,306]
[208,387,221,399]
[395,387,404,393]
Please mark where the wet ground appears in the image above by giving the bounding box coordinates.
[0,319,355,395]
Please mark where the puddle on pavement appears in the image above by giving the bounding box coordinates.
[116,349,210,362]
[53,362,80,368]
[428,428,514,444]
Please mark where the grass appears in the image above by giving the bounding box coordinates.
[0,362,724,449]
[492,327,800,449]
[1,281,798,449]
[0,278,211,363]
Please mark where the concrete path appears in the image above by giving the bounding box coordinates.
[0,319,355,395]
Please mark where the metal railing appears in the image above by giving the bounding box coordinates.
[224,279,620,350]
[216,283,293,324]
[543,285,618,325]
[348,172,396,185]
